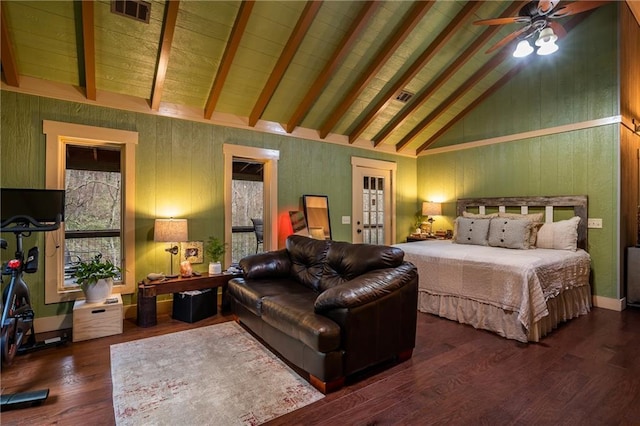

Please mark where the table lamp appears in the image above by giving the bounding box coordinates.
[154,218,188,278]
[421,202,442,236]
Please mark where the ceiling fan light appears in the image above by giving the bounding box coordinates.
[513,40,534,57]
[535,27,558,46]
[537,41,559,55]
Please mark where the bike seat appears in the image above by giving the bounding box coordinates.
[0,239,6,250]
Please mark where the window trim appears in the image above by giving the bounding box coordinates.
[43,120,137,304]
[223,144,279,262]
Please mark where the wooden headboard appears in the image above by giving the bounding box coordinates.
[456,195,588,250]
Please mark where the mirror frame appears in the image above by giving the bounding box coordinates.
[302,194,332,240]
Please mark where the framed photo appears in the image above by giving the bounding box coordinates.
[180,241,203,264]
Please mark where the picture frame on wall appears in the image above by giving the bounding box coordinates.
[181,241,204,264]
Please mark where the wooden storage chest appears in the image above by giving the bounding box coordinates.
[73,294,123,342]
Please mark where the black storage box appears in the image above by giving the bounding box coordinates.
[172,288,217,323]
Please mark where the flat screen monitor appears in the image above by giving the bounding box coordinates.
[1,188,65,224]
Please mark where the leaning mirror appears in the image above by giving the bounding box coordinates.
[302,195,332,240]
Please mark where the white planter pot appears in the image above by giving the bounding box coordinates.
[208,262,222,275]
[84,278,113,303]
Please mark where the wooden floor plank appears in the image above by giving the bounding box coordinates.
[1,307,639,425]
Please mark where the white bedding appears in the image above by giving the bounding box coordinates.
[395,240,592,342]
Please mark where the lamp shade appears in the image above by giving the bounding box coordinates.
[154,218,188,242]
[422,202,442,216]
[536,41,559,56]
[513,40,533,58]
[535,27,557,47]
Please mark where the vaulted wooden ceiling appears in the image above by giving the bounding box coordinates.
[0,1,613,156]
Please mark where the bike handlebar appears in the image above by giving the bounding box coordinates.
[0,214,62,233]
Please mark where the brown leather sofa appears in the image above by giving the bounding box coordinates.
[227,235,418,393]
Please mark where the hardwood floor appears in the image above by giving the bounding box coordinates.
[1,307,639,425]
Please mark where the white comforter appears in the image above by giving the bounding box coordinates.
[395,240,591,331]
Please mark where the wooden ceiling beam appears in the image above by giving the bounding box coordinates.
[284,1,379,134]
[395,50,510,152]
[415,65,526,154]
[81,0,96,100]
[372,1,529,147]
[1,2,20,87]
[249,1,323,127]
[413,12,593,154]
[346,1,482,144]
[204,1,255,120]
[317,1,434,139]
[151,0,180,111]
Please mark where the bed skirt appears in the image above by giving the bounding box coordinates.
[418,285,592,343]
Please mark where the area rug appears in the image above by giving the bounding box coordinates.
[110,321,324,425]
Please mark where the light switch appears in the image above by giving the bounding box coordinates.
[341,216,351,225]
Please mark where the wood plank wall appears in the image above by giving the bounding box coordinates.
[620,2,640,295]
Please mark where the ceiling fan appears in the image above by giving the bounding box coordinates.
[474,1,610,56]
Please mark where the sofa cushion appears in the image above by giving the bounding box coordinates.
[287,235,330,292]
[239,249,291,279]
[320,241,405,292]
[227,277,308,316]
[261,292,341,353]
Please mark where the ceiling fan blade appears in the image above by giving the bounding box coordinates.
[485,26,530,54]
[548,1,610,18]
[537,1,560,15]
[474,16,531,26]
[547,21,567,39]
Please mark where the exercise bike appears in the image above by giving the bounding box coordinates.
[1,213,64,409]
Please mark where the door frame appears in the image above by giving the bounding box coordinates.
[351,157,397,244]
[224,144,279,266]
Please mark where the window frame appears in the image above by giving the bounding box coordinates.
[43,120,137,304]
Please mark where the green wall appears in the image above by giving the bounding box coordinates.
[0,91,417,319]
[417,4,620,299]
[418,126,619,299]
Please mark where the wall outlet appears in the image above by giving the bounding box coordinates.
[341,216,351,225]
[587,218,603,229]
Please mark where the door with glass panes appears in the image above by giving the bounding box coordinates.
[352,166,391,244]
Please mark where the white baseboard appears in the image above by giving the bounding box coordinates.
[35,300,173,333]
[592,295,626,311]
[34,314,73,333]
[123,299,172,320]
[33,295,628,333]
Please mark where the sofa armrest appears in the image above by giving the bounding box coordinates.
[239,249,292,279]
[314,262,417,313]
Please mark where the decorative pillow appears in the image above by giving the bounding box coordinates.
[454,217,491,246]
[497,212,544,246]
[462,211,499,219]
[535,216,581,251]
[497,212,543,222]
[488,218,534,249]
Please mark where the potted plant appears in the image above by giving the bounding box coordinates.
[205,236,228,274]
[73,254,122,303]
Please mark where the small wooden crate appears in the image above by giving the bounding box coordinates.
[73,294,123,342]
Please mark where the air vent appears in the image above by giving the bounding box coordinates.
[395,90,414,103]
[111,0,151,23]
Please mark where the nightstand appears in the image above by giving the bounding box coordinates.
[406,234,452,242]
[406,234,435,242]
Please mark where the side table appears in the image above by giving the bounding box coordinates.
[137,272,241,327]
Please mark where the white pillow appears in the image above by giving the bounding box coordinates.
[498,212,544,246]
[454,217,491,246]
[463,211,499,219]
[488,218,534,249]
[536,216,581,251]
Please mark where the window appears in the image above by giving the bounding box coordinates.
[63,145,123,287]
[44,121,137,303]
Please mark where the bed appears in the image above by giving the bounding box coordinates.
[395,196,592,343]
